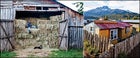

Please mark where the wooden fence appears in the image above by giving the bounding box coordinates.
[99,33,140,58]
[84,30,111,56]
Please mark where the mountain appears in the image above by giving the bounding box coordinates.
[84,6,140,20]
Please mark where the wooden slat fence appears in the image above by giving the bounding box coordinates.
[99,33,140,58]
[84,30,111,57]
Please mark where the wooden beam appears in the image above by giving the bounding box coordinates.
[59,19,66,23]
[0,19,13,22]
[59,36,68,38]
[59,19,68,49]
[68,26,83,28]
[0,35,14,39]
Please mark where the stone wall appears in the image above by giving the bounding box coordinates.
[15,15,61,49]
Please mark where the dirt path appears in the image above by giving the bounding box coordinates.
[14,47,58,57]
[127,43,140,58]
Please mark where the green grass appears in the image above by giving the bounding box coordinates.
[0,51,17,57]
[48,49,83,58]
[28,54,40,58]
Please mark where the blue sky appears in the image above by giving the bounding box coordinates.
[58,1,139,14]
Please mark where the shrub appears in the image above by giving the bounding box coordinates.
[118,52,127,58]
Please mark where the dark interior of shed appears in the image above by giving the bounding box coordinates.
[16,11,62,19]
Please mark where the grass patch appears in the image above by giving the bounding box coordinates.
[28,54,40,58]
[48,49,83,58]
[0,51,17,57]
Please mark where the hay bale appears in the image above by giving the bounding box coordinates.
[37,20,48,29]
[17,33,33,39]
[30,28,40,35]
[50,15,60,21]
[15,20,26,28]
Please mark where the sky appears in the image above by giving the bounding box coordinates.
[58,1,140,14]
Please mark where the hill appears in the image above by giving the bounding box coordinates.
[84,6,140,20]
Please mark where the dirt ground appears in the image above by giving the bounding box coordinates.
[14,46,58,57]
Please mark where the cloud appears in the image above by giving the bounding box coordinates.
[58,1,139,14]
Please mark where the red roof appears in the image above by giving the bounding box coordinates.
[94,20,131,29]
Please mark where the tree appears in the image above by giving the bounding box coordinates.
[132,16,138,20]
[73,2,84,14]
[104,16,108,20]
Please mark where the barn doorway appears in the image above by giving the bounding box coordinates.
[14,11,63,49]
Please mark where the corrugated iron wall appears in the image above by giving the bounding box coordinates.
[68,26,83,49]
[66,8,84,49]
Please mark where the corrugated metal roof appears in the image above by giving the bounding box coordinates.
[94,20,131,29]
[96,24,119,29]
[121,20,140,23]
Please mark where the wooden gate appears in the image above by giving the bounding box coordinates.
[0,1,15,51]
[68,26,83,49]
[59,19,68,50]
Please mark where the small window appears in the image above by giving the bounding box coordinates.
[110,29,118,40]
[36,7,41,10]
[90,27,94,31]
[125,27,130,33]
[43,7,48,10]
[111,31,114,39]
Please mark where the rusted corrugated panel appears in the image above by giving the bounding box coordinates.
[118,22,131,27]
[94,20,117,24]
[24,6,36,10]
[96,22,132,29]
[40,0,57,4]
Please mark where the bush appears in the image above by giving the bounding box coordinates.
[84,39,99,57]
[118,52,127,58]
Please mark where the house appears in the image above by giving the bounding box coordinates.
[84,20,132,44]
[1,0,84,51]
[120,20,140,32]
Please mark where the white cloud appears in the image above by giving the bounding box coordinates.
[58,1,139,14]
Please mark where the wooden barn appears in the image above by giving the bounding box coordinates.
[0,0,84,51]
[84,20,132,44]
[0,0,15,51]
